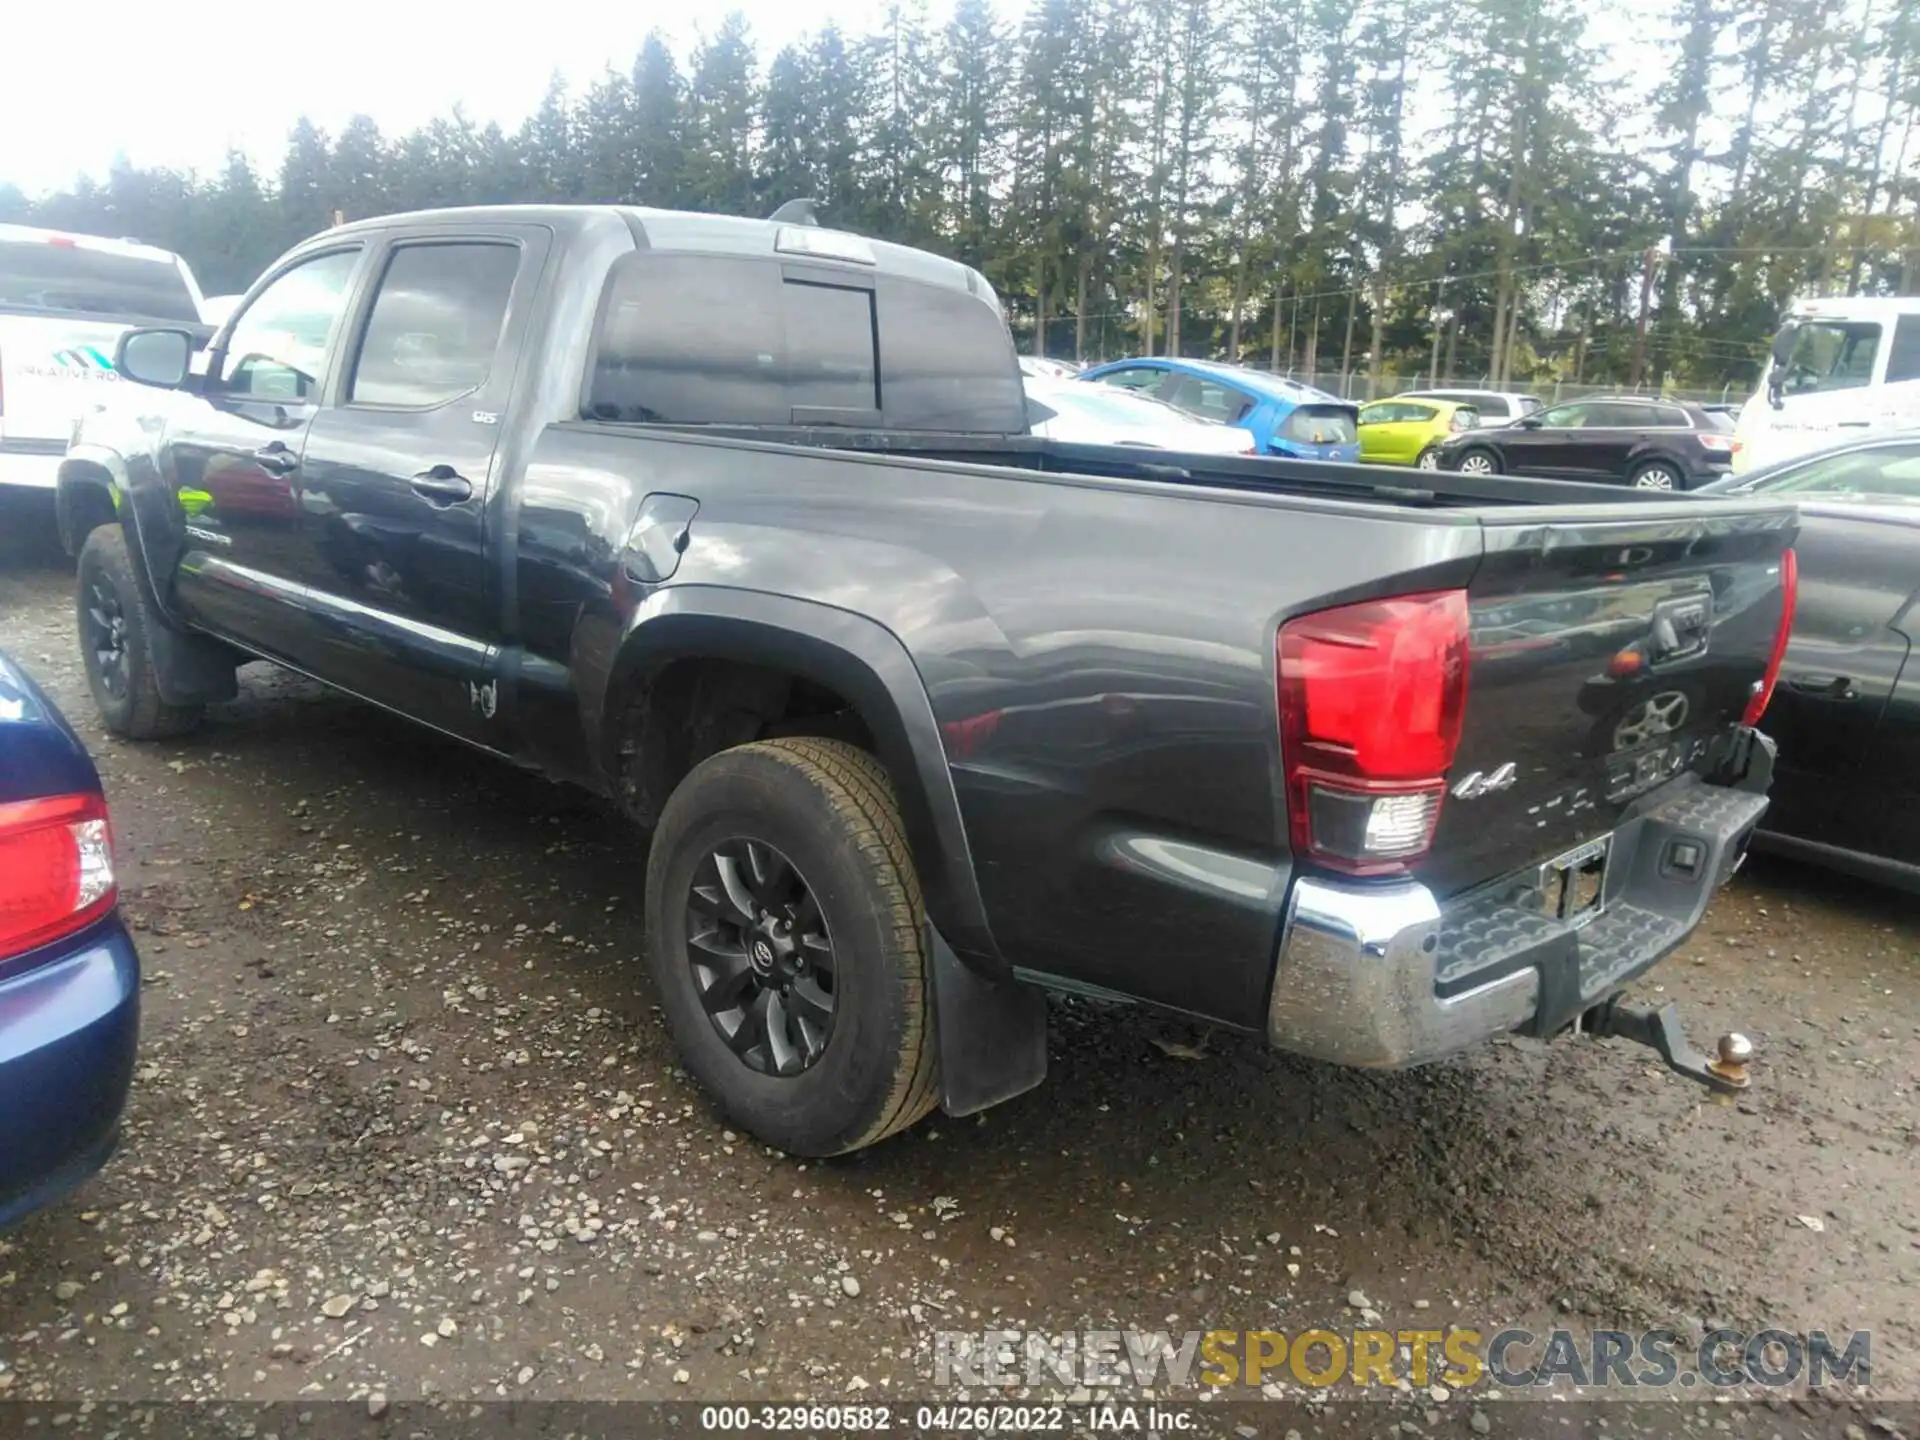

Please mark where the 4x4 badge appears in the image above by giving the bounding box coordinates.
[1452,762,1518,799]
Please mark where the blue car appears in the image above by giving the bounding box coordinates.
[0,651,139,1228]
[1077,358,1362,463]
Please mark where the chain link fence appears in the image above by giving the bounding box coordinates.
[1234,370,1749,407]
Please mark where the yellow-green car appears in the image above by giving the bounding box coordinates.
[1356,397,1480,468]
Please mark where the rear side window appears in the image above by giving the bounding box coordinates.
[587,253,1022,431]
[1887,316,1920,384]
[1094,366,1166,394]
[1167,375,1255,423]
[349,242,519,408]
[1283,404,1357,444]
[1592,401,1656,427]
[0,235,199,323]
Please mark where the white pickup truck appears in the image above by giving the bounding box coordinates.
[1732,296,1920,473]
[0,224,205,495]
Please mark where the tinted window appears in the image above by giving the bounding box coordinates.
[1281,404,1357,444]
[784,281,877,413]
[1167,375,1255,423]
[1593,402,1659,427]
[1887,316,1920,384]
[1095,366,1166,394]
[878,279,1025,429]
[1535,403,1593,428]
[1646,405,1691,428]
[587,253,1021,431]
[221,249,361,403]
[349,243,518,408]
[0,235,199,323]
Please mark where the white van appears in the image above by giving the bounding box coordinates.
[0,224,204,493]
[1731,296,1920,473]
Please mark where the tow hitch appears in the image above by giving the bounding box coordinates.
[1582,997,1754,1094]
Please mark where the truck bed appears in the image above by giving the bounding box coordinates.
[601,421,1697,513]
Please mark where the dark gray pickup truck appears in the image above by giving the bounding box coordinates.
[58,204,1796,1155]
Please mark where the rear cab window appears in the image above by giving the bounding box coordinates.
[0,231,199,324]
[586,252,1023,432]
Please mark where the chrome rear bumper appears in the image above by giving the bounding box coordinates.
[1266,774,1769,1068]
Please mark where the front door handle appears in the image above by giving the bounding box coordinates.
[1786,673,1856,700]
[252,443,299,476]
[410,466,474,504]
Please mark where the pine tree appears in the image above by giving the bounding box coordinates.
[685,15,759,214]
[631,33,687,206]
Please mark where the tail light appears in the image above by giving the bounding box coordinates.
[0,793,117,962]
[1742,549,1798,726]
[1697,434,1735,453]
[1451,409,1474,432]
[1278,590,1471,875]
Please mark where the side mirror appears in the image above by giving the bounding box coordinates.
[1769,322,1798,368]
[115,328,194,389]
[1518,415,1543,429]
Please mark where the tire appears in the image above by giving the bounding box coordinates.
[1415,446,1442,470]
[75,526,204,740]
[1632,462,1680,490]
[1456,448,1500,475]
[643,737,939,1156]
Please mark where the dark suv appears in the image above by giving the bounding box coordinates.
[1435,397,1736,490]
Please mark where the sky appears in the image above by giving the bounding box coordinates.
[1,0,1683,203]
[0,0,907,198]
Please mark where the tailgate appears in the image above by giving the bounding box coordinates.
[1420,502,1797,898]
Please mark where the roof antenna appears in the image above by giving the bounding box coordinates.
[768,198,822,226]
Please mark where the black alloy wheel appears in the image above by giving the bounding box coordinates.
[686,837,837,1076]
[82,576,130,703]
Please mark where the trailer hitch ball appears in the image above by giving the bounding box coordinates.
[1581,998,1755,1095]
[1709,1032,1754,1088]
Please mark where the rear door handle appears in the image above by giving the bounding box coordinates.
[252,443,299,476]
[410,466,474,504]
[1786,673,1855,700]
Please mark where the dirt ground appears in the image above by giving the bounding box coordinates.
[1,530,1915,1434]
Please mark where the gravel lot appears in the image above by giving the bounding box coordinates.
[1,530,1915,1431]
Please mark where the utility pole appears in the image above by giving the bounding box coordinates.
[1428,278,1447,387]
[1628,239,1669,390]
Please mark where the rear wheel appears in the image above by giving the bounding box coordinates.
[1456,448,1500,475]
[75,526,203,740]
[643,737,939,1156]
[1632,462,1680,491]
[1415,446,1442,470]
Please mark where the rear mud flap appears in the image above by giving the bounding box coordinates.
[927,922,1048,1117]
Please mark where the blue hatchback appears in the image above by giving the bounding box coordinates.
[0,650,139,1229]
[1077,358,1362,463]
